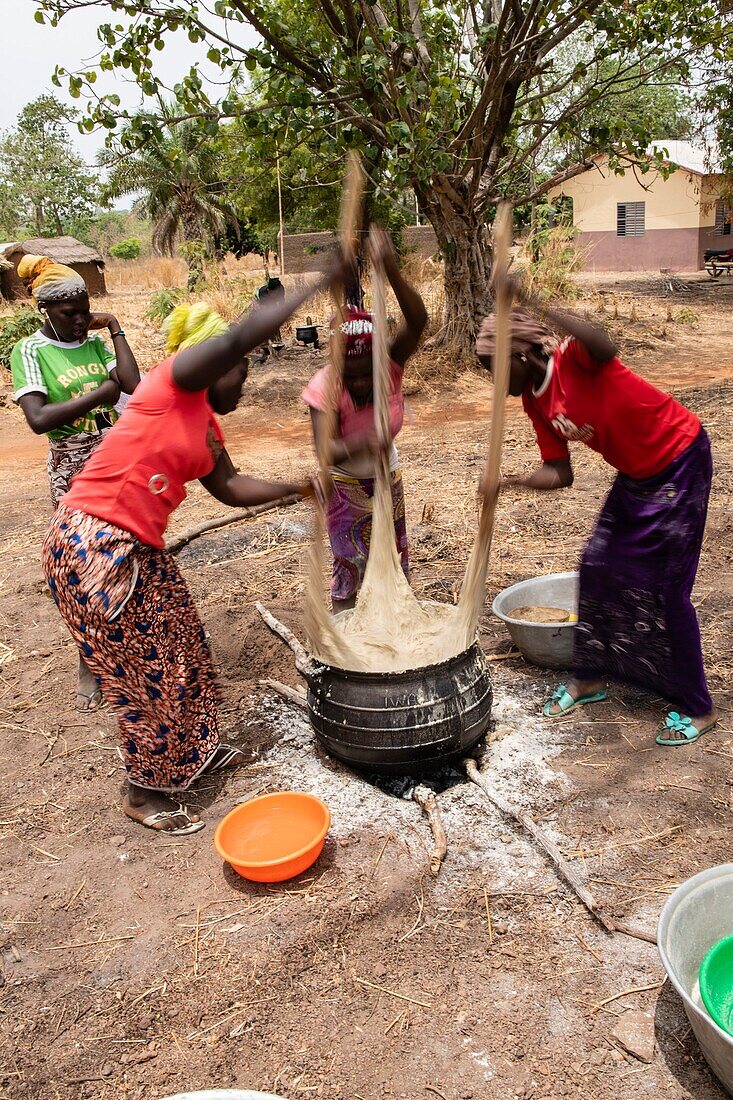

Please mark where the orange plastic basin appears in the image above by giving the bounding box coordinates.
[214,792,331,882]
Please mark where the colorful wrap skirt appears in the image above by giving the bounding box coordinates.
[573,429,713,717]
[42,506,220,791]
[47,431,107,508]
[326,469,409,601]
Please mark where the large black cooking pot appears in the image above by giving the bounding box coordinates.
[305,642,492,775]
[296,324,320,347]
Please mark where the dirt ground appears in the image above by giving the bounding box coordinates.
[1,271,733,1100]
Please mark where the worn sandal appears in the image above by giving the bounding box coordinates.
[141,804,205,835]
[655,711,717,747]
[203,744,258,773]
[543,683,607,718]
[76,688,105,712]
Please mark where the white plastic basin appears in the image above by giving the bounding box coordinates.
[658,863,733,1094]
[492,571,578,668]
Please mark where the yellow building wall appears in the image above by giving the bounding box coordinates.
[547,158,719,232]
[699,176,725,228]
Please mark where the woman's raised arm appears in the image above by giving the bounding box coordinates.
[173,257,348,392]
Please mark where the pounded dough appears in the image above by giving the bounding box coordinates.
[305,461,487,673]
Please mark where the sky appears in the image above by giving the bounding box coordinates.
[2,0,256,166]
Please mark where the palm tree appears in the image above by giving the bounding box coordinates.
[101,112,236,286]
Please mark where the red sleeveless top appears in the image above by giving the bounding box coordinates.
[63,357,224,548]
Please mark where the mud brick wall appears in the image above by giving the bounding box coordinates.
[282,225,440,274]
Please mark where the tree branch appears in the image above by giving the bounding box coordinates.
[229,0,329,85]
[408,0,433,72]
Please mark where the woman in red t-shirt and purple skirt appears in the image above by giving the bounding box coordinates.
[477,282,716,747]
[42,266,342,835]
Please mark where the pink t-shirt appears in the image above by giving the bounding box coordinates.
[301,360,405,444]
[63,357,224,548]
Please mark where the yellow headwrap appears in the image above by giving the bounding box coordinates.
[17,254,87,301]
[163,303,229,353]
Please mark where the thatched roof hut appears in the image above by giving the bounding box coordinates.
[0,237,107,301]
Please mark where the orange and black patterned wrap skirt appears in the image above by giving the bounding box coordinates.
[42,505,220,791]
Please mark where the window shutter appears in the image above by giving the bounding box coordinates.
[715,200,732,235]
[617,202,645,237]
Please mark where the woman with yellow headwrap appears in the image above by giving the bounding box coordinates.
[11,253,141,709]
[41,260,344,836]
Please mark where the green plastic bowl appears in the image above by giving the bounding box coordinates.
[700,935,733,1036]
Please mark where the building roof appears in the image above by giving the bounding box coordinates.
[648,140,721,176]
[1,236,104,265]
[544,141,723,197]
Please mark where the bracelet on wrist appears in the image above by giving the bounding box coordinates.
[110,329,125,339]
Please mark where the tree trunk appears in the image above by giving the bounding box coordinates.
[415,181,494,361]
[181,215,206,292]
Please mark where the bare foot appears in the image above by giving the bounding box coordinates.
[545,677,606,717]
[658,708,718,744]
[122,784,203,834]
[77,655,103,711]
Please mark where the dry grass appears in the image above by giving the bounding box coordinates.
[200,261,266,322]
[102,251,448,346]
[106,256,188,290]
[515,226,588,302]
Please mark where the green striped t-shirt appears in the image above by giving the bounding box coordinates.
[11,331,118,440]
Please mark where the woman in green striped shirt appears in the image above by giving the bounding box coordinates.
[11,253,140,708]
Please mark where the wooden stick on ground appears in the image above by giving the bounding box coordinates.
[259,678,307,709]
[167,496,299,555]
[464,758,616,934]
[412,785,447,877]
[255,602,314,677]
[613,921,658,945]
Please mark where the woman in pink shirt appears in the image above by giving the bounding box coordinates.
[302,230,427,610]
[477,279,715,747]
[42,268,341,835]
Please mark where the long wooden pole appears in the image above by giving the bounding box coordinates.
[305,154,365,651]
[315,151,365,490]
[456,201,513,642]
[368,225,390,455]
[276,150,286,277]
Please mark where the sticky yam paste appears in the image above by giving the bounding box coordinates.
[510,605,571,624]
[305,461,490,673]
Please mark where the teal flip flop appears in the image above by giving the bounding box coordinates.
[656,711,717,747]
[543,683,607,718]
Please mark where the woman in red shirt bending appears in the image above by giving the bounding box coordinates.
[43,269,340,835]
[477,281,716,747]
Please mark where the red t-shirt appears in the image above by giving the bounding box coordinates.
[63,357,224,548]
[522,338,700,479]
